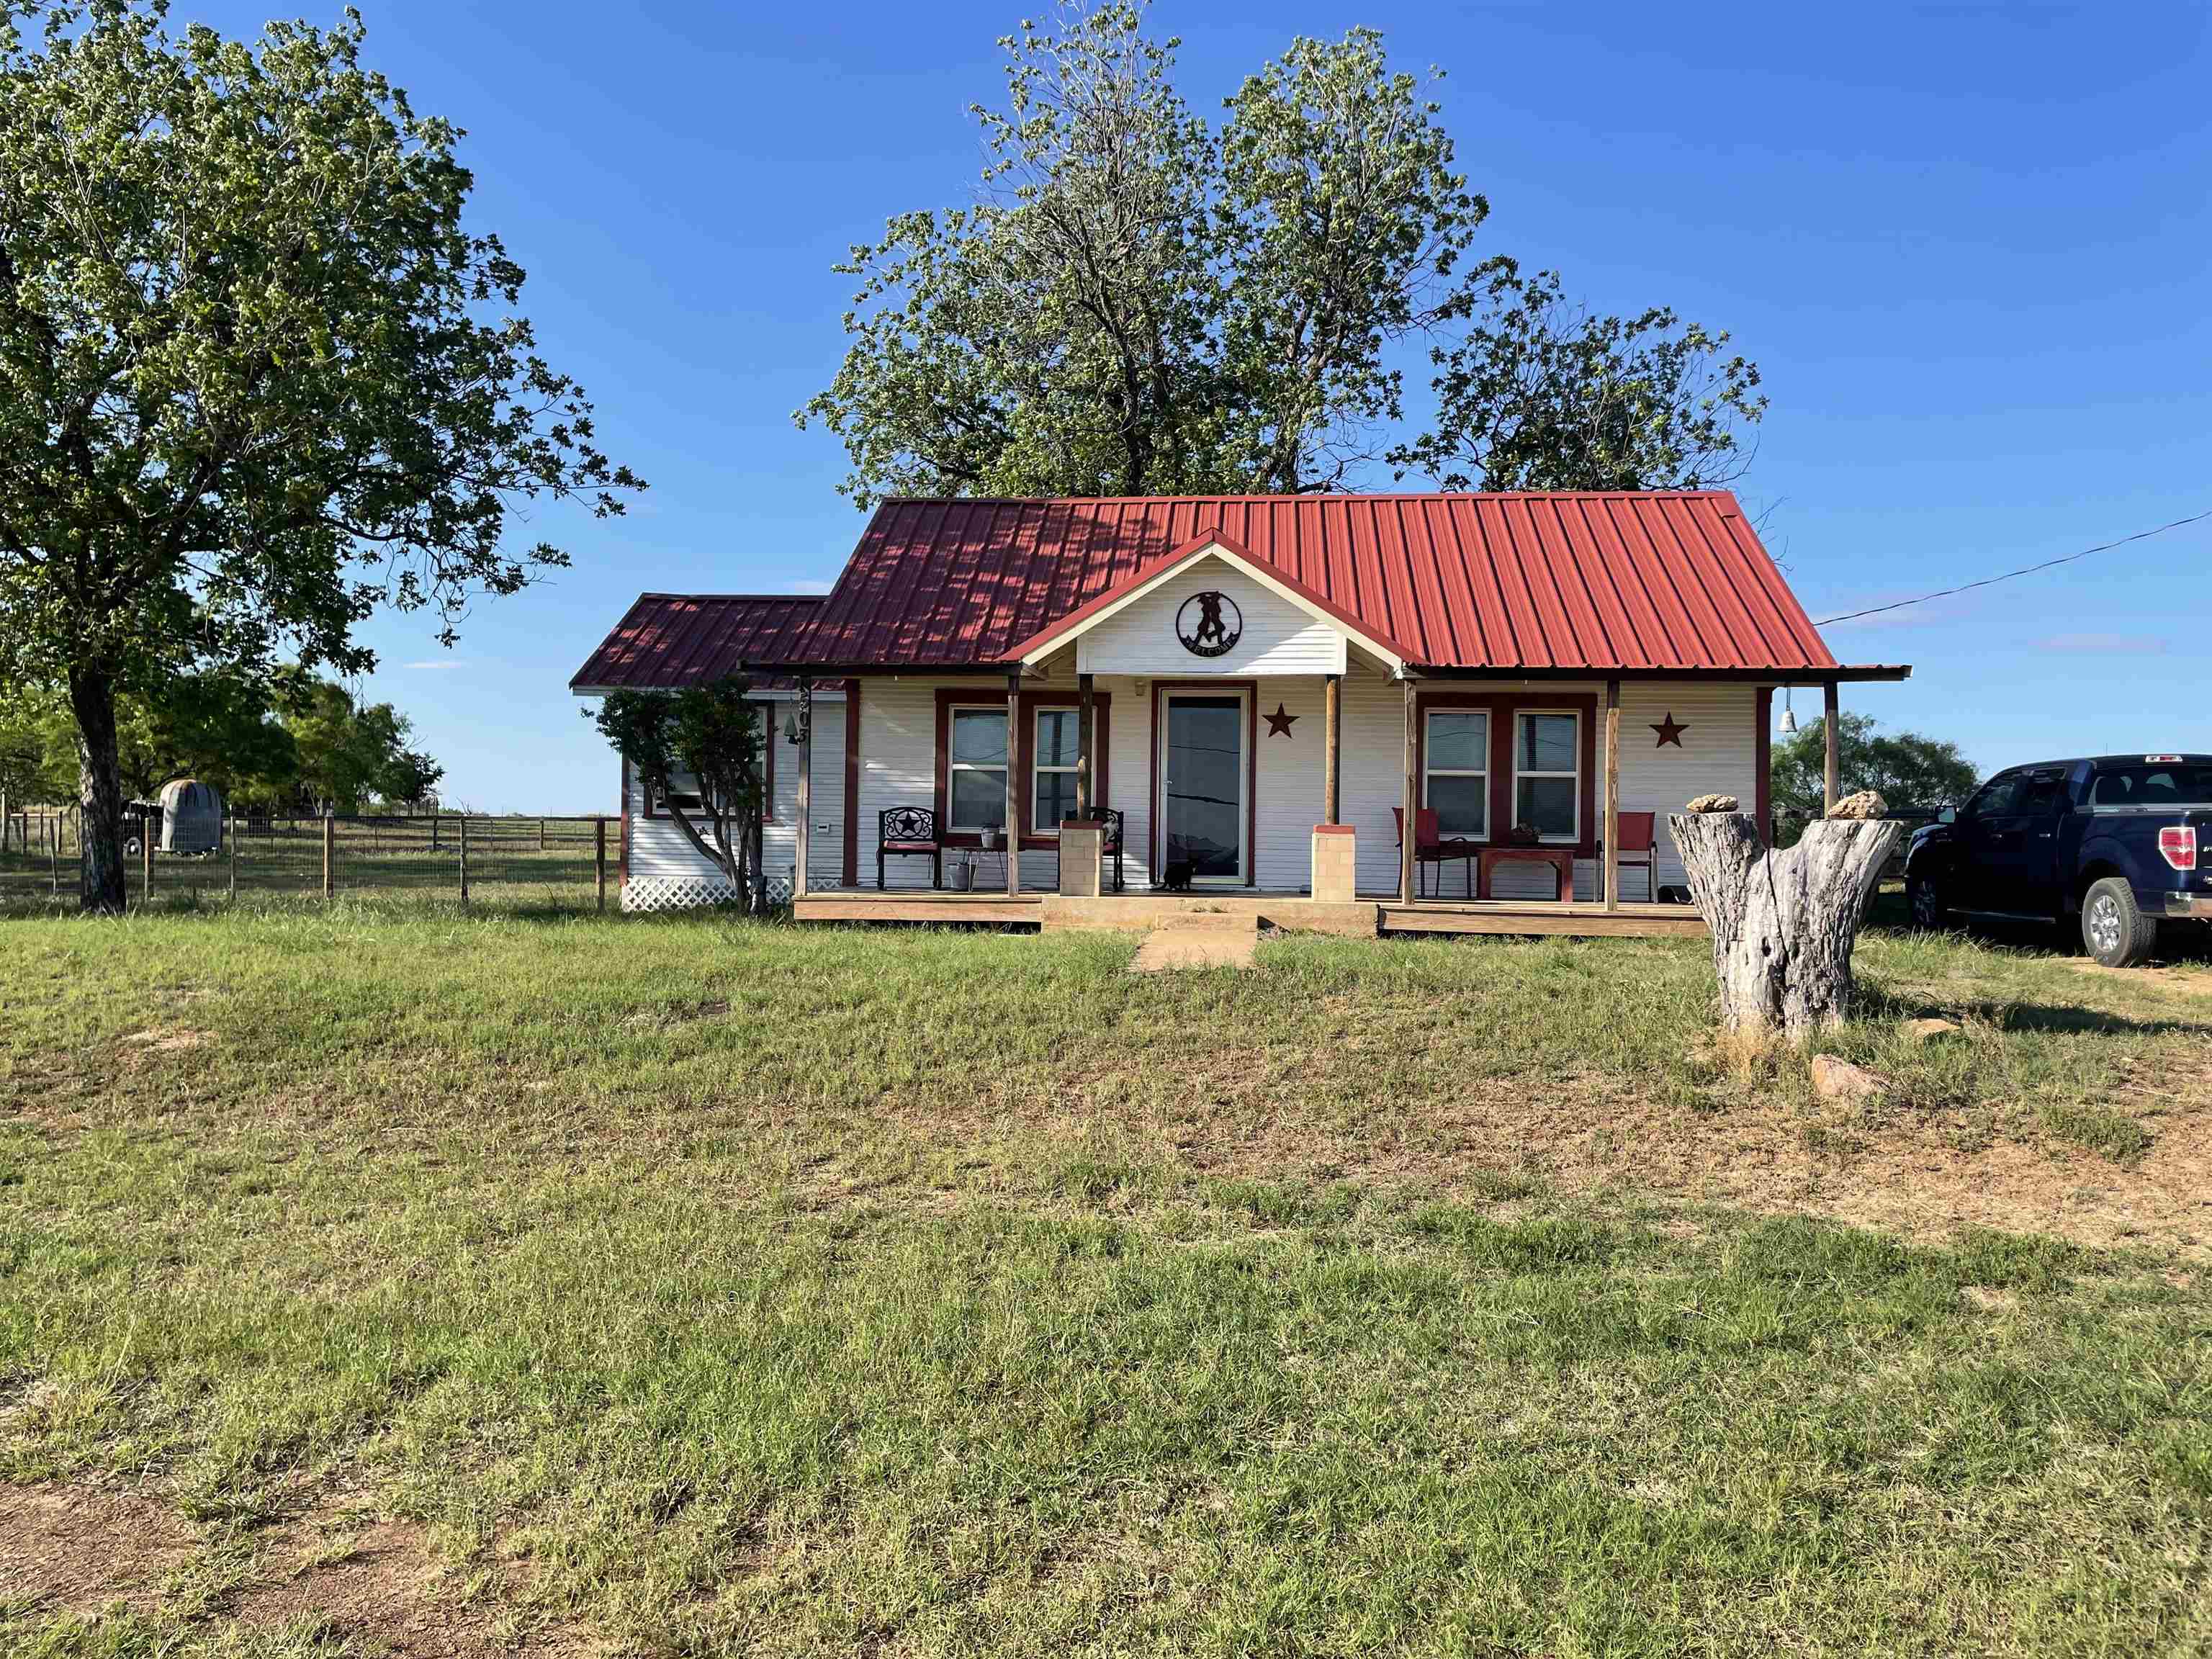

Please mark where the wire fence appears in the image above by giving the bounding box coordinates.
[0,809,616,913]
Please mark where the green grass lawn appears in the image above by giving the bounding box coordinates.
[2,907,2208,1656]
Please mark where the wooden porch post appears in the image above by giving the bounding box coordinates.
[1604,678,1621,912]
[1822,680,1841,815]
[1323,673,1341,824]
[1076,672,1094,819]
[794,677,812,899]
[1005,670,1023,896]
[1400,677,1417,906]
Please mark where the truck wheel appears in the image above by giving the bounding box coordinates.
[1907,872,1948,930]
[2081,876,2159,968]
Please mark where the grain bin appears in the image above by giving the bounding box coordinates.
[158,779,224,854]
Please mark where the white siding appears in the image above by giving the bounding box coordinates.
[1076,560,1347,678]
[1338,675,1763,901]
[624,674,1764,902]
[624,691,845,896]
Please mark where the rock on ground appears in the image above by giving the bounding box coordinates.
[1812,1053,1890,1104]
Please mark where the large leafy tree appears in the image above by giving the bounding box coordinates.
[591,683,768,908]
[0,1,639,910]
[1215,29,1484,491]
[1771,712,1979,838]
[1395,261,1766,491]
[799,9,1483,502]
[799,4,1756,507]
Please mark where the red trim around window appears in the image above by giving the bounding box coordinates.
[932,688,1111,850]
[1149,680,1261,886]
[1413,692,1600,856]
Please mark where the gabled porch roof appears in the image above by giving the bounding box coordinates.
[1000,531,1419,672]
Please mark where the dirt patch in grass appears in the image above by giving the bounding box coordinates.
[118,1025,210,1054]
[233,1504,585,1656]
[1,1479,197,1616]
[1016,1053,2212,1259]
[1,1478,593,1655]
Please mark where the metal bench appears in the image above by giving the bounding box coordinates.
[877,806,943,890]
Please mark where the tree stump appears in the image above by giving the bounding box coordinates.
[1668,811,1902,1038]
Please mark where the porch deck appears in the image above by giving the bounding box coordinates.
[788,889,1707,940]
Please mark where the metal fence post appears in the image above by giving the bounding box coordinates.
[141,814,153,907]
[228,811,238,901]
[459,814,469,904]
[539,816,548,851]
[322,813,335,898]
[49,814,60,897]
[595,818,608,912]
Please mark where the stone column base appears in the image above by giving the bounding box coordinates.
[1058,819,1104,897]
[1311,825,1357,903]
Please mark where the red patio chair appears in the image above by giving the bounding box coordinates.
[1612,811,1658,902]
[1393,806,1477,899]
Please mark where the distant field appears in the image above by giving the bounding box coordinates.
[1,909,2208,1656]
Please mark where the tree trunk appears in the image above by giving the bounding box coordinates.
[67,665,130,914]
[1668,811,1901,1038]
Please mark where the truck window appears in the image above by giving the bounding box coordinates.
[2091,764,2212,807]
[1964,775,2024,819]
[2017,774,2070,817]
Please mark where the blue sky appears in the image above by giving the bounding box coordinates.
[180,1,2211,809]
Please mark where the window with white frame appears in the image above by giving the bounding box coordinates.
[1033,708,1079,832]
[948,706,1008,832]
[1424,710,1488,837]
[1514,711,1580,842]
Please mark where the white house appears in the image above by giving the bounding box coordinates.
[571,493,1905,934]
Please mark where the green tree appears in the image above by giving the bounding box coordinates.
[798,9,1485,502]
[1216,29,1485,491]
[279,676,441,814]
[1771,712,1979,839]
[590,683,766,907]
[0,1,639,911]
[798,5,1758,507]
[1395,261,1766,491]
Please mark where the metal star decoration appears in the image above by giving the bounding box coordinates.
[1651,712,1688,747]
[1264,702,1298,738]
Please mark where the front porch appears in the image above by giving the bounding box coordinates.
[789,886,1710,940]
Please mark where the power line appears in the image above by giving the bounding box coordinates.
[1814,505,2212,626]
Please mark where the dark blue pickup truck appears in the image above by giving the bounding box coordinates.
[1904,754,2212,967]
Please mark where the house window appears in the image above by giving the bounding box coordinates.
[1424,710,1488,837]
[948,706,1008,832]
[1033,708,1080,832]
[652,768,710,814]
[1514,711,1580,842]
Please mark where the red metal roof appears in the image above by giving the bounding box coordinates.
[570,593,823,690]
[575,493,1898,688]
[768,492,1845,674]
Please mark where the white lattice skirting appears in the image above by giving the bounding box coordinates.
[621,874,740,912]
[620,873,796,913]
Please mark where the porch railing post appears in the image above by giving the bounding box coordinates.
[1400,676,1417,907]
[595,818,608,912]
[1076,672,1094,821]
[1604,679,1621,912]
[1005,670,1022,897]
[1323,673,1341,825]
[1823,681,1841,814]
[795,676,814,901]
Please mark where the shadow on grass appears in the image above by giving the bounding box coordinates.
[1856,979,2212,1038]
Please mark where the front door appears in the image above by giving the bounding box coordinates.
[1160,693,1247,884]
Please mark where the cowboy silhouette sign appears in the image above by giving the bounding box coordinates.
[1175,590,1243,658]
